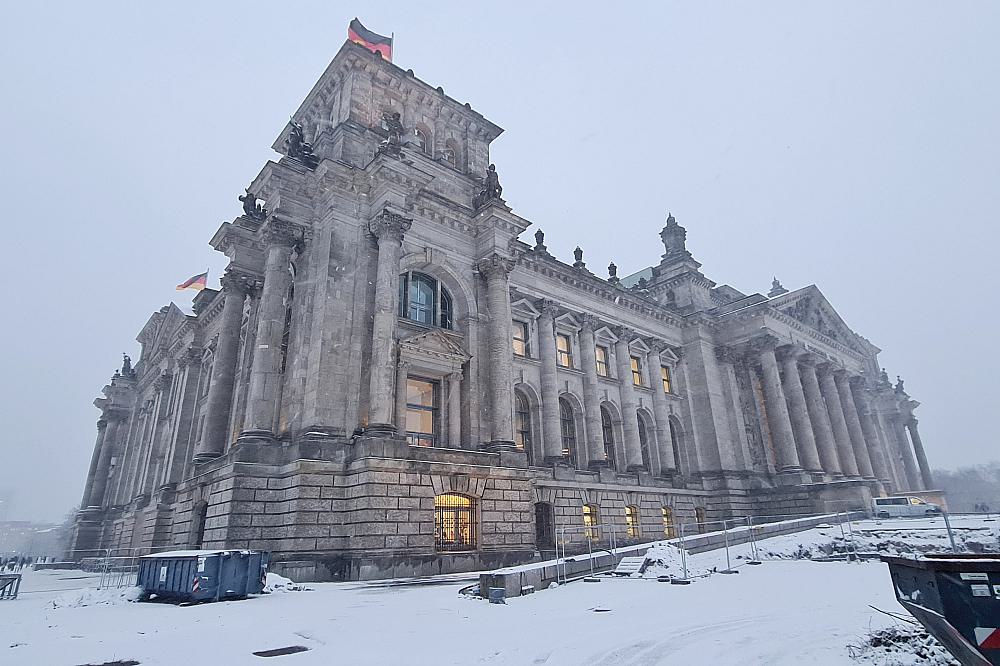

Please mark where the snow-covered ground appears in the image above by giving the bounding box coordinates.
[1,515,993,665]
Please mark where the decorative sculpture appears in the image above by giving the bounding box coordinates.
[122,353,136,379]
[573,246,586,269]
[473,164,503,210]
[285,120,320,169]
[376,111,405,157]
[880,368,890,386]
[895,376,905,394]
[608,261,620,285]
[533,229,547,252]
[768,277,789,297]
[239,188,268,221]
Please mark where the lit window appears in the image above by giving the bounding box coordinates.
[601,407,616,470]
[513,321,529,357]
[595,346,610,377]
[399,272,453,329]
[559,398,577,465]
[661,366,672,394]
[662,507,676,539]
[583,503,600,540]
[434,494,476,551]
[625,505,640,539]
[557,333,573,368]
[514,391,533,463]
[405,377,439,447]
[630,356,643,386]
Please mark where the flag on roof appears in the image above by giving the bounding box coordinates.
[349,18,392,61]
[176,271,208,292]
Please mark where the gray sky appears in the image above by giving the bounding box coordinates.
[2,2,997,522]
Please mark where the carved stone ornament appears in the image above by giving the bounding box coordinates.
[121,353,136,380]
[476,253,516,281]
[239,188,268,221]
[659,213,689,260]
[577,312,600,331]
[369,209,413,242]
[573,246,586,269]
[533,228,547,253]
[376,111,405,158]
[263,219,305,248]
[285,120,320,169]
[768,277,789,298]
[608,261,620,285]
[220,267,259,295]
[612,324,635,343]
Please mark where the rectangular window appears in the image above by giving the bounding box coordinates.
[630,356,643,386]
[661,366,672,394]
[595,346,610,377]
[556,333,573,368]
[405,377,439,447]
[512,321,529,357]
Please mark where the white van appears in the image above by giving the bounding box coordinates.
[872,496,941,518]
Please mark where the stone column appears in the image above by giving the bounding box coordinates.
[80,417,108,508]
[240,221,300,441]
[478,253,517,450]
[890,414,922,490]
[578,314,607,468]
[194,269,250,462]
[647,341,676,474]
[817,364,860,477]
[756,342,801,472]
[907,418,934,489]
[798,357,841,476]
[852,379,892,485]
[835,371,875,479]
[613,327,644,471]
[778,348,822,473]
[88,411,125,508]
[448,372,462,449]
[394,360,410,433]
[536,300,564,463]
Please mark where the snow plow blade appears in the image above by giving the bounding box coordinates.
[882,554,1000,666]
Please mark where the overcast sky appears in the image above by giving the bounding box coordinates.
[2,2,997,522]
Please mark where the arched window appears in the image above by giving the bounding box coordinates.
[414,127,430,154]
[559,397,577,466]
[582,503,600,540]
[514,390,534,464]
[434,494,476,551]
[625,505,640,539]
[443,138,459,167]
[662,507,676,538]
[637,413,652,471]
[695,507,707,534]
[399,271,453,329]
[600,406,617,470]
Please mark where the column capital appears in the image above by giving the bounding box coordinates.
[105,408,129,422]
[749,332,782,353]
[612,325,635,343]
[646,338,670,355]
[476,253,516,282]
[815,361,838,377]
[153,373,173,391]
[535,298,561,319]
[369,208,413,243]
[776,344,807,363]
[220,267,261,295]
[907,417,919,428]
[262,218,306,247]
[397,359,411,371]
[96,418,108,431]
[714,344,739,364]
[577,312,600,332]
[448,370,464,383]
[848,374,869,390]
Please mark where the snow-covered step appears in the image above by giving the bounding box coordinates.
[612,556,649,576]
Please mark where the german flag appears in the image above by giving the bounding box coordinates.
[348,18,392,61]
[176,271,208,292]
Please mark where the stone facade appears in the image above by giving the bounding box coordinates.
[69,41,935,580]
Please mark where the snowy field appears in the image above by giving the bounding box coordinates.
[1,515,995,666]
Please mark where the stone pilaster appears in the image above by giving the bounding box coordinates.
[536,300,564,463]
[448,371,463,449]
[578,314,607,468]
[478,253,517,450]
[835,371,875,479]
[79,417,108,509]
[778,347,822,473]
[394,360,410,433]
[907,418,934,489]
[817,364,860,478]
[240,220,302,441]
[755,340,801,472]
[613,326,644,471]
[646,340,675,474]
[798,356,841,476]
[195,268,253,462]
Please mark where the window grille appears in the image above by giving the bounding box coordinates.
[434,494,476,551]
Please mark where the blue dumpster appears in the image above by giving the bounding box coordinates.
[138,550,269,603]
[883,554,1000,666]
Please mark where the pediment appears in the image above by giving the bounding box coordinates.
[399,328,471,365]
[773,287,864,352]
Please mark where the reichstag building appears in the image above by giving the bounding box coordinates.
[70,41,935,580]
